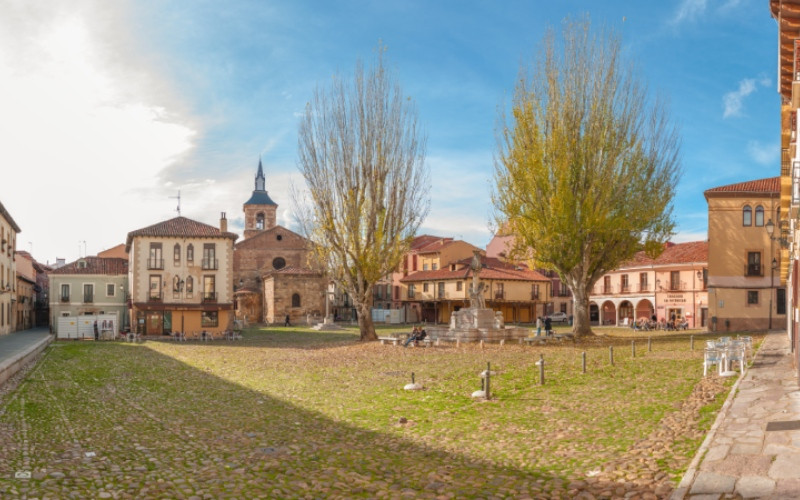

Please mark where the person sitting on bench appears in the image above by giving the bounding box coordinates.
[404,327,421,347]
[414,328,427,346]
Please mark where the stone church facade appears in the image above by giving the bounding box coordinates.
[233,161,325,325]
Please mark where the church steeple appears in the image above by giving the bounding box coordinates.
[243,158,278,240]
[255,158,265,191]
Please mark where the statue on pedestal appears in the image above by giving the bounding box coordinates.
[469,250,486,309]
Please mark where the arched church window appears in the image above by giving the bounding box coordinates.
[174,244,181,264]
[292,293,301,307]
[272,257,286,270]
[187,244,194,263]
[256,213,265,230]
[742,205,752,226]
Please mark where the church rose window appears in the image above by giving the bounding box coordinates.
[272,257,286,270]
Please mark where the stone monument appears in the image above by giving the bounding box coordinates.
[427,250,528,342]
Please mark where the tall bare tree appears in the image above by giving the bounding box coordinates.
[493,18,681,337]
[294,48,429,341]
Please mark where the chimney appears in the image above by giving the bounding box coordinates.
[220,212,227,233]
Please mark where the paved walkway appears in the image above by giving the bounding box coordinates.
[674,331,800,499]
[0,327,52,386]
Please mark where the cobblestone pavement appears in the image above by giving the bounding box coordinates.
[674,332,800,499]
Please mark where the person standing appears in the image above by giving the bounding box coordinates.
[544,316,552,336]
[285,314,290,327]
[536,316,542,337]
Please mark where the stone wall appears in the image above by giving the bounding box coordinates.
[263,272,326,325]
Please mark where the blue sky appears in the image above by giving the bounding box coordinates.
[0,0,779,264]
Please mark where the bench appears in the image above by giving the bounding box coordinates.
[520,337,546,345]
[378,336,400,345]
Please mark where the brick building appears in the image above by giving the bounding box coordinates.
[233,160,325,325]
[0,199,20,335]
[14,250,36,331]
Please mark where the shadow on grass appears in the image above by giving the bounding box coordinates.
[0,339,677,498]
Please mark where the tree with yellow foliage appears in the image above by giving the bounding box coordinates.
[493,18,681,337]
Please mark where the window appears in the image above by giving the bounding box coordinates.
[747,290,759,305]
[670,271,680,291]
[394,285,400,300]
[603,276,612,294]
[423,263,429,271]
[755,205,764,227]
[457,281,463,292]
[292,293,301,307]
[203,244,217,270]
[432,263,438,270]
[272,257,286,270]
[639,273,648,291]
[495,283,504,299]
[83,284,94,303]
[742,205,752,226]
[408,284,415,298]
[149,243,163,269]
[203,275,216,302]
[187,244,194,263]
[174,243,181,265]
[256,213,265,230]
[185,276,193,298]
[107,284,115,297]
[60,312,70,317]
[560,303,567,314]
[747,252,762,276]
[437,282,445,298]
[621,274,629,292]
[201,311,218,327]
[60,284,70,302]
[423,283,429,292]
[173,275,182,298]
[149,275,162,300]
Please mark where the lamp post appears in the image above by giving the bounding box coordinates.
[765,218,788,331]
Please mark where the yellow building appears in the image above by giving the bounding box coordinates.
[400,255,550,324]
[0,200,21,335]
[705,178,783,332]
[126,214,238,336]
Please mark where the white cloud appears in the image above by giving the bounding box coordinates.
[670,0,708,25]
[0,1,198,262]
[746,140,780,166]
[722,77,770,118]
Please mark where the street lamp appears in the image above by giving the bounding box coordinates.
[765,219,789,331]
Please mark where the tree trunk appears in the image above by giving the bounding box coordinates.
[357,302,377,341]
[571,281,594,337]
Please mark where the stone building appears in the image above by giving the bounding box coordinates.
[233,161,325,325]
[14,250,36,331]
[0,199,20,336]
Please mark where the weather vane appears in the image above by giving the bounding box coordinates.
[170,190,181,216]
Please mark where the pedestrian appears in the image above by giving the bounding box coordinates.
[404,327,420,347]
[284,314,290,327]
[544,316,552,336]
[536,316,542,337]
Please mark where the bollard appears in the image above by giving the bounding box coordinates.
[690,335,694,351]
[648,337,652,352]
[485,362,491,400]
[500,339,505,346]
[632,340,636,358]
[539,354,545,385]
[582,351,586,374]
[610,346,614,366]
[411,372,415,384]
[480,340,484,349]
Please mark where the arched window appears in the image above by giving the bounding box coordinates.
[742,205,752,226]
[256,213,265,230]
[185,276,194,297]
[187,244,194,263]
[272,257,286,270]
[755,205,764,227]
[292,293,301,307]
[174,243,181,264]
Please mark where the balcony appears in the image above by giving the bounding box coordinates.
[744,264,762,277]
[638,284,650,292]
[494,291,505,300]
[147,258,164,270]
[202,259,218,270]
[148,292,162,302]
[620,284,631,294]
[60,296,70,303]
[83,295,93,304]
[666,282,687,291]
[531,292,540,300]
[202,292,218,303]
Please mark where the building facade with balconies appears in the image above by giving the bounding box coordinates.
[588,241,708,328]
[126,214,237,335]
[14,250,36,331]
[705,177,782,332]
[48,257,129,334]
[0,199,20,336]
[399,255,550,324]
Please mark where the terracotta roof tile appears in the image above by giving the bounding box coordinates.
[50,257,128,276]
[401,256,549,283]
[704,177,780,195]
[126,216,238,251]
[621,241,708,268]
[268,266,322,276]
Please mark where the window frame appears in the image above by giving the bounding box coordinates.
[754,205,764,227]
[742,205,752,226]
[746,290,759,306]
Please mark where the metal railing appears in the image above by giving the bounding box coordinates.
[148,292,162,302]
[147,258,164,270]
[744,264,762,277]
[202,259,218,270]
[202,292,218,302]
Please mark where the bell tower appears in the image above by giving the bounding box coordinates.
[243,158,278,240]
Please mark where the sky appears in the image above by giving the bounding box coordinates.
[0,0,781,265]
